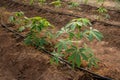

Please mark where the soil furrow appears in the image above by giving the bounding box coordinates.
[0,0,120,27]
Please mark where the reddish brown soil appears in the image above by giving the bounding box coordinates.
[0,0,120,80]
[0,27,85,80]
[14,0,120,23]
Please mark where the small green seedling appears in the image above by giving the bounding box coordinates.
[97,7,107,14]
[68,2,79,8]
[50,0,62,7]
[97,7,110,19]
[30,0,46,5]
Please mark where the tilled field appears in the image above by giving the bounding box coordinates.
[0,0,120,80]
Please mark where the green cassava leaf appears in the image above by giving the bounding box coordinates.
[88,57,99,67]
[83,27,103,41]
[65,18,91,32]
[18,26,25,32]
[92,30,103,41]
[9,16,15,23]
[69,32,75,39]
[56,27,70,38]
[68,53,76,67]
[65,22,77,31]
[50,51,64,64]
[75,54,81,67]
[55,40,72,53]
[15,11,24,17]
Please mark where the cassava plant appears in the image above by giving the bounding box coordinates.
[52,18,103,67]
[9,11,53,48]
[9,12,103,68]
